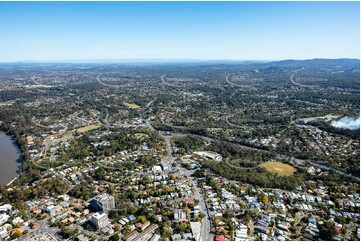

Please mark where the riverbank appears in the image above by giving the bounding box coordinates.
[7,176,19,186]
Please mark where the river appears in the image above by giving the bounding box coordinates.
[0,131,21,185]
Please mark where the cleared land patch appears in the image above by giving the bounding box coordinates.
[259,161,296,176]
[0,102,13,107]
[75,124,101,133]
[44,125,100,142]
[123,102,141,110]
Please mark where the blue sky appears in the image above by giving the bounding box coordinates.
[0,1,359,62]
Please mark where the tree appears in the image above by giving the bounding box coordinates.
[262,195,269,204]
[109,233,120,241]
[138,215,147,223]
[319,221,337,240]
[60,227,70,239]
[123,226,131,235]
[11,229,22,239]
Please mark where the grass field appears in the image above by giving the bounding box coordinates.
[0,102,13,107]
[44,125,100,143]
[123,102,141,110]
[44,135,52,142]
[75,124,101,133]
[44,134,74,143]
[58,134,74,141]
[259,161,296,176]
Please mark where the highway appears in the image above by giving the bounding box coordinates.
[191,133,358,180]
[141,99,356,241]
[225,73,243,87]
[149,122,357,179]
[289,68,315,88]
[96,74,128,88]
[160,74,184,88]
[30,75,48,87]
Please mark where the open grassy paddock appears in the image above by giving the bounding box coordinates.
[259,161,296,176]
[75,124,101,133]
[0,102,13,107]
[123,102,141,110]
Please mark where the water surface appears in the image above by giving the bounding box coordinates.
[0,131,21,185]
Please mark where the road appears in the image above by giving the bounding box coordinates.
[30,75,59,88]
[103,107,110,131]
[157,131,213,241]
[18,217,61,241]
[115,101,358,242]
[66,224,102,241]
[212,103,354,178]
[222,111,357,178]
[181,168,213,241]
[289,69,315,88]
[147,121,357,179]
[191,133,358,180]
[225,114,263,127]
[96,74,128,88]
[160,74,183,87]
[225,73,243,87]
[161,118,189,130]
[224,158,257,170]
[139,99,157,132]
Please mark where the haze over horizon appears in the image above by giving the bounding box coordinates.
[0,1,359,62]
[2,57,361,63]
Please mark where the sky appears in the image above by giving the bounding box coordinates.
[0,1,359,62]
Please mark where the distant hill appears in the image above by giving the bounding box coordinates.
[1,58,359,69]
[264,58,360,68]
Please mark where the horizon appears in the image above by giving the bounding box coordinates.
[1,57,360,65]
[0,1,360,62]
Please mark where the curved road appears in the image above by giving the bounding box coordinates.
[290,69,315,88]
[185,133,358,180]
[161,74,186,88]
[96,74,129,88]
[225,74,244,87]
[225,158,258,170]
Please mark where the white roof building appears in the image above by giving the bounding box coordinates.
[152,166,162,173]
[190,222,201,241]
[0,215,9,226]
[91,212,109,229]
[0,205,12,213]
